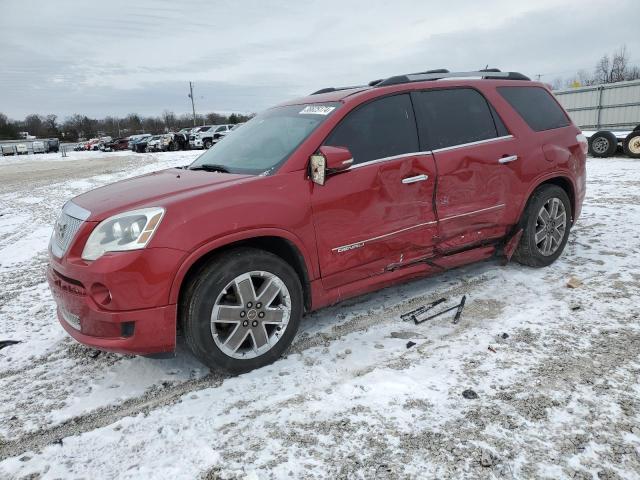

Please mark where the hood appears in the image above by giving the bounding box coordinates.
[72,168,252,220]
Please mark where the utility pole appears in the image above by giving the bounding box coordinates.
[188,81,196,127]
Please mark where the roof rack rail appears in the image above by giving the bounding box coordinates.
[375,70,530,87]
[310,85,366,95]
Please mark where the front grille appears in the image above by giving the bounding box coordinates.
[51,202,90,258]
[189,135,195,140]
[53,212,82,257]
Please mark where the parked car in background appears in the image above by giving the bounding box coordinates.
[189,124,232,149]
[102,138,130,151]
[175,128,192,150]
[32,141,46,154]
[47,68,587,374]
[134,135,158,153]
[146,134,178,152]
[15,143,28,155]
[1,144,17,156]
[45,138,60,153]
[217,123,245,141]
[128,134,151,150]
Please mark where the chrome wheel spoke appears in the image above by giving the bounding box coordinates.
[215,305,245,322]
[262,307,285,323]
[549,199,559,219]
[535,228,547,244]
[235,277,256,305]
[551,228,563,244]
[251,325,269,350]
[256,279,280,306]
[223,324,250,353]
[542,235,552,254]
[539,207,551,224]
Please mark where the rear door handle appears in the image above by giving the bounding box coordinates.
[499,155,519,164]
[402,174,429,184]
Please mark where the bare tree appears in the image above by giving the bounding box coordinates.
[162,110,177,131]
[593,46,639,84]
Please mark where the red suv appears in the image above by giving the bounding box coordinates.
[48,69,587,373]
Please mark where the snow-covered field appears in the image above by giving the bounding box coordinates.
[1,151,639,479]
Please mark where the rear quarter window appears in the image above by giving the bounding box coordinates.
[498,86,570,132]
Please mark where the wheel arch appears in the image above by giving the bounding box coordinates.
[171,232,314,325]
[520,175,576,224]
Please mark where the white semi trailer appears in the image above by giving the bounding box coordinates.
[553,79,640,158]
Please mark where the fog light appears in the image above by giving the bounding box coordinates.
[90,283,112,305]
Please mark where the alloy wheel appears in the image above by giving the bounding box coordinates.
[211,271,291,359]
[592,137,610,154]
[535,197,567,256]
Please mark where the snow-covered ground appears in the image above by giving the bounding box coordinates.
[1,152,639,479]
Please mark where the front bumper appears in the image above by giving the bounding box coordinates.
[189,139,204,149]
[47,237,186,355]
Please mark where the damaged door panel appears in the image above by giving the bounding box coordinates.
[411,87,522,252]
[311,93,439,289]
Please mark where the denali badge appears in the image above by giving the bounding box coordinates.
[335,242,364,253]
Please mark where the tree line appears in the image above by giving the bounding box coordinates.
[0,110,254,141]
[549,46,640,90]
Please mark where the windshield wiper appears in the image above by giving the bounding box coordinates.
[190,164,231,173]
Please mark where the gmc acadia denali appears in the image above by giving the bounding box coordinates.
[48,69,587,374]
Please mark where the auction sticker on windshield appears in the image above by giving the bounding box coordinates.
[299,105,336,115]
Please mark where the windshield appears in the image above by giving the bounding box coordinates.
[189,103,340,175]
[198,126,211,132]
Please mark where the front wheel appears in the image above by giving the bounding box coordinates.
[182,248,303,374]
[203,139,212,149]
[514,185,572,267]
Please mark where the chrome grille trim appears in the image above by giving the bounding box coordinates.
[51,202,90,258]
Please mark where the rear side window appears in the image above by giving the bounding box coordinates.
[324,94,419,164]
[498,86,570,131]
[411,88,500,150]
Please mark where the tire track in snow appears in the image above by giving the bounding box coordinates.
[0,268,496,461]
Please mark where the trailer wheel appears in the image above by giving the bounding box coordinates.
[623,132,640,159]
[588,131,617,157]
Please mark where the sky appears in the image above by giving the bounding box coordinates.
[0,0,638,120]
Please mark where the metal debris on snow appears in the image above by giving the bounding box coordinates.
[401,296,467,325]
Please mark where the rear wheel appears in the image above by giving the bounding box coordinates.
[514,185,572,267]
[183,248,303,374]
[588,131,617,157]
[623,132,640,159]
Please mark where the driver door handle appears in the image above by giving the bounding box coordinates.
[499,155,519,164]
[402,174,429,184]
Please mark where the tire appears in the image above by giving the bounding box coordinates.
[182,248,303,374]
[514,185,572,268]
[623,131,640,159]
[588,131,617,157]
[203,139,212,149]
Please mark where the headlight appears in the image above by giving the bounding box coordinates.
[81,207,165,261]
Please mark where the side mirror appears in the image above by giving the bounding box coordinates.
[309,146,353,185]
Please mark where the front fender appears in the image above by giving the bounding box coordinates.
[168,227,317,304]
